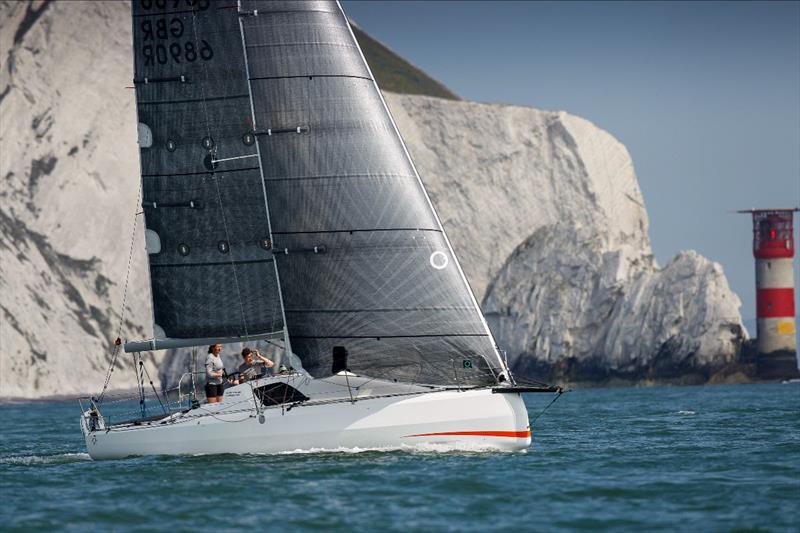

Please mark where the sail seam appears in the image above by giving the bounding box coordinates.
[248,74,372,82]
[142,167,259,178]
[139,94,250,106]
[238,8,339,17]
[285,307,475,313]
[151,258,274,269]
[263,172,417,182]
[290,334,490,339]
[272,228,442,235]
[246,42,358,49]
[133,8,206,18]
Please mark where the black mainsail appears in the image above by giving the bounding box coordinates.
[128,0,507,387]
[129,0,286,349]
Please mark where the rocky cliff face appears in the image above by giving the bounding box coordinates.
[0,1,155,398]
[386,95,744,382]
[0,1,744,398]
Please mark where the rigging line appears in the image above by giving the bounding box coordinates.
[98,179,143,402]
[190,9,251,341]
[137,354,146,417]
[530,389,567,425]
[141,359,168,415]
[211,154,259,164]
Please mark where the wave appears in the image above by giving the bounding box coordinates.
[676,410,697,415]
[0,452,91,465]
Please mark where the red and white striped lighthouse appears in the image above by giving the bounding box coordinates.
[739,208,798,376]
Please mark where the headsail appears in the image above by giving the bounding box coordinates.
[130,0,286,347]
[239,0,507,386]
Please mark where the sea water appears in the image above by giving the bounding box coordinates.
[1,383,798,532]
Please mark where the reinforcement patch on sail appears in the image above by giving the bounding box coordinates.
[132,0,284,339]
[238,0,504,386]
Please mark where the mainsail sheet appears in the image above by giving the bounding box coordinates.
[131,0,284,342]
[239,0,506,385]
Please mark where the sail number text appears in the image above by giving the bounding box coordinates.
[139,0,210,10]
[140,17,214,66]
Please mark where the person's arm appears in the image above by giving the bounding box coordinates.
[255,350,275,368]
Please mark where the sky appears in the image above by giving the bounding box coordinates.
[343,0,800,323]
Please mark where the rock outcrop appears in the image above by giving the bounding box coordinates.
[0,1,744,398]
[0,1,155,398]
[387,95,743,383]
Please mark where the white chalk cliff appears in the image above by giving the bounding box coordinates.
[0,1,744,398]
[387,96,744,380]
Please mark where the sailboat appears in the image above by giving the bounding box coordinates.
[80,0,559,459]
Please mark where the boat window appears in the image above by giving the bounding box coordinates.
[253,383,309,407]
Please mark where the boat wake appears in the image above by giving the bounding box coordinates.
[0,452,91,465]
[184,442,526,458]
[269,442,526,456]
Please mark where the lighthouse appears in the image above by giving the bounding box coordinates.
[738,208,799,378]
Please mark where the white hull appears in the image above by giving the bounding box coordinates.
[81,374,531,460]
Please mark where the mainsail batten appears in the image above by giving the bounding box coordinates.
[239,0,507,386]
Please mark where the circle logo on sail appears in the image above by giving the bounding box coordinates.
[429,251,449,270]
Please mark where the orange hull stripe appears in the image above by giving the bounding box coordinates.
[403,430,531,438]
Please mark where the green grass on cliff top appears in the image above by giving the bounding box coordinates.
[352,25,460,101]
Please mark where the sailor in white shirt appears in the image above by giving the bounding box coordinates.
[205,344,226,403]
